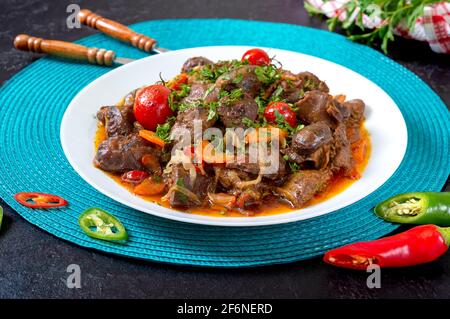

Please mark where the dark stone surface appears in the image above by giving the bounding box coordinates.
[0,0,448,299]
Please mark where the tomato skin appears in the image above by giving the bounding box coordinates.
[134,85,173,131]
[264,101,298,127]
[241,48,270,66]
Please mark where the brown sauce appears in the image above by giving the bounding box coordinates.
[94,124,371,217]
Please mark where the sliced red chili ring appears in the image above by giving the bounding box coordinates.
[14,192,68,209]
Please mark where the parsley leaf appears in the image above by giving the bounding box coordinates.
[241,117,260,128]
[229,88,243,100]
[169,84,191,111]
[207,101,219,121]
[176,178,189,203]
[288,162,301,173]
[232,73,244,84]
[270,86,284,102]
[198,62,243,83]
[155,116,175,142]
[218,88,243,106]
[255,96,266,115]
[254,65,281,84]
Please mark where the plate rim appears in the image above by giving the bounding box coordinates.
[60,45,408,227]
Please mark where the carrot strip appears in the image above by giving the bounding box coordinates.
[196,140,234,164]
[134,178,165,196]
[139,130,166,147]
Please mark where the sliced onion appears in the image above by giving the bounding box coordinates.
[161,184,201,205]
[236,173,262,189]
[207,192,236,208]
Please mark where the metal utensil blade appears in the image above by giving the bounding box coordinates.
[153,46,170,54]
[115,46,170,64]
[114,57,137,64]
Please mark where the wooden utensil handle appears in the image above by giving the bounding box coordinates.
[78,9,157,52]
[13,34,116,66]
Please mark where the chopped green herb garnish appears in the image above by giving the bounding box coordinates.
[292,124,305,134]
[242,117,260,128]
[198,61,245,83]
[288,102,298,112]
[155,116,175,142]
[219,88,243,106]
[169,84,191,111]
[176,178,189,203]
[270,86,284,102]
[254,64,281,84]
[275,110,289,127]
[303,78,314,91]
[285,78,294,88]
[232,73,244,84]
[200,65,216,82]
[288,162,301,173]
[203,85,216,100]
[207,101,219,121]
[229,88,243,100]
[255,96,266,115]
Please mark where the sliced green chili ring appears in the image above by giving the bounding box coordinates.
[78,208,128,242]
[374,192,450,226]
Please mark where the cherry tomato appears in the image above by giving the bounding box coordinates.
[134,85,172,131]
[264,101,298,127]
[121,170,149,184]
[241,48,270,66]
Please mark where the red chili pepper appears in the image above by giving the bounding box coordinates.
[121,170,149,184]
[14,192,68,209]
[324,225,450,270]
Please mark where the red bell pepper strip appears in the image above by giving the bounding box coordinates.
[167,73,188,90]
[324,225,450,270]
[14,192,68,209]
[121,170,149,184]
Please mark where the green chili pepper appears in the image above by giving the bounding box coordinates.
[0,206,3,231]
[78,208,128,242]
[375,192,450,226]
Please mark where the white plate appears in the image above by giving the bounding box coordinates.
[61,46,407,227]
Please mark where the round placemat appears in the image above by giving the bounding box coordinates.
[0,19,448,267]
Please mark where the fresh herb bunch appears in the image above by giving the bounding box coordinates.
[305,0,441,53]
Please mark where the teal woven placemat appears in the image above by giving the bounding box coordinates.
[0,19,449,267]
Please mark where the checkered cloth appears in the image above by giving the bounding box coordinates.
[305,0,450,53]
